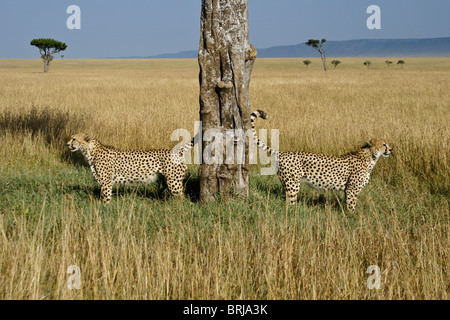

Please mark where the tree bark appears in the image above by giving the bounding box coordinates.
[43,59,50,73]
[198,0,257,202]
[321,55,327,71]
[319,44,327,71]
[39,48,53,73]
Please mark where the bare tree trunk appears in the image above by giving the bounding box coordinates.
[198,0,257,202]
[319,42,327,71]
[39,48,52,73]
[321,55,327,71]
[43,59,50,73]
[320,46,327,71]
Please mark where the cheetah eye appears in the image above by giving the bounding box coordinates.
[383,144,386,147]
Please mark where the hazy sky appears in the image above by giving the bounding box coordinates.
[1,0,449,58]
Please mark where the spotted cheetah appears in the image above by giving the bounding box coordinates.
[251,110,392,210]
[67,133,193,203]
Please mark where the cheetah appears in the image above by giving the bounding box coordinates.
[251,110,392,210]
[67,133,193,203]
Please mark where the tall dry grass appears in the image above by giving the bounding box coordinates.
[1,195,447,300]
[0,58,448,299]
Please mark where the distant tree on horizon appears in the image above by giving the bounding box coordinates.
[303,60,311,69]
[397,60,406,69]
[305,39,327,71]
[331,60,341,69]
[30,38,67,73]
[385,60,393,68]
[364,60,372,69]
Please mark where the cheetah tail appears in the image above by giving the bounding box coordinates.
[250,110,278,156]
[178,132,200,157]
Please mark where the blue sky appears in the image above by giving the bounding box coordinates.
[0,0,449,58]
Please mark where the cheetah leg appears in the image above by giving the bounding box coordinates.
[345,186,362,211]
[285,181,300,205]
[166,177,184,197]
[100,180,113,204]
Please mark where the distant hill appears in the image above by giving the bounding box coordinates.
[257,37,450,58]
[148,50,199,59]
[135,37,450,59]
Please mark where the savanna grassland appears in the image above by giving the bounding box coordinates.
[0,57,448,299]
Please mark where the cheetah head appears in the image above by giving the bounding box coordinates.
[67,133,92,153]
[364,139,393,158]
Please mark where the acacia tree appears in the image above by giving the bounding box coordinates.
[303,60,311,69]
[30,38,67,73]
[385,60,393,69]
[364,60,372,69]
[198,0,257,202]
[306,39,327,71]
[397,60,406,69]
[331,60,341,69]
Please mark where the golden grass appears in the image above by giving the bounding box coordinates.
[0,58,448,300]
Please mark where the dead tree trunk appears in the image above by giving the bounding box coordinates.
[198,0,257,202]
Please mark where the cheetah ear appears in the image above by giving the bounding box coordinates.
[81,133,92,142]
[362,140,372,148]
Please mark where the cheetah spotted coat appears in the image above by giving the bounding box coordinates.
[251,110,392,210]
[67,133,193,203]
